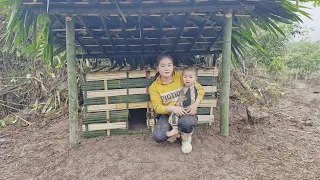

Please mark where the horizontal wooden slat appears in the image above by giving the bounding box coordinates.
[107,78,153,89]
[86,72,127,81]
[198,99,217,107]
[85,69,218,81]
[87,88,146,98]
[83,129,145,138]
[84,94,215,106]
[203,86,217,92]
[82,80,105,91]
[84,122,127,131]
[88,102,149,112]
[197,115,214,124]
[197,76,217,86]
[87,99,215,112]
[83,110,128,123]
[83,130,107,138]
[86,87,215,99]
[110,129,145,135]
[198,69,219,77]
[87,89,126,98]
[128,70,157,78]
[109,94,150,104]
[82,77,217,91]
[83,107,211,124]
[83,97,106,105]
[197,107,211,115]
[84,95,150,105]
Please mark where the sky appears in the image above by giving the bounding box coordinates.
[299,3,320,41]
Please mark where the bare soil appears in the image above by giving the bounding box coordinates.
[1,80,320,180]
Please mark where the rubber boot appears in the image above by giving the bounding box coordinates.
[180,132,193,154]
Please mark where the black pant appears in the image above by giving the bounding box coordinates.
[152,114,198,143]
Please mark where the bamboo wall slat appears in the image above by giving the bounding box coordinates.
[86,69,218,81]
[82,76,217,91]
[197,115,214,124]
[87,86,216,99]
[83,107,211,124]
[87,99,216,112]
[87,102,150,112]
[84,93,216,106]
[87,88,146,98]
[84,122,127,131]
[203,86,217,92]
[86,72,127,81]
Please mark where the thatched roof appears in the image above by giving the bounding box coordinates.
[3,0,305,64]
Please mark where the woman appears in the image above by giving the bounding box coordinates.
[149,55,204,154]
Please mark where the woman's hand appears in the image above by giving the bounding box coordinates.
[172,106,187,116]
[186,99,200,115]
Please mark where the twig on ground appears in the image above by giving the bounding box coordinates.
[0,100,29,107]
[0,83,26,96]
[287,128,313,134]
[0,77,43,83]
[0,102,20,111]
[11,112,32,126]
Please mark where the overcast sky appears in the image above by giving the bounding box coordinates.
[299,3,320,41]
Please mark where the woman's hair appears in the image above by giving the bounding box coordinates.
[153,54,174,81]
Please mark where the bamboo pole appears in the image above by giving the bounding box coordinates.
[30,4,254,15]
[66,14,79,147]
[220,9,233,137]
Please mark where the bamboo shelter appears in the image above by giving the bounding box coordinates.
[17,0,305,147]
[82,67,218,137]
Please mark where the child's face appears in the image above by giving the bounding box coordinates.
[156,58,174,78]
[183,70,197,87]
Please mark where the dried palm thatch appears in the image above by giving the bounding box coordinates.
[0,0,314,67]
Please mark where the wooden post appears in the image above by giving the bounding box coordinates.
[66,14,79,147]
[220,9,233,137]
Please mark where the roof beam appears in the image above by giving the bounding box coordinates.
[118,16,129,53]
[76,50,222,58]
[99,14,116,51]
[157,14,165,53]
[57,35,220,40]
[53,15,90,55]
[77,15,107,56]
[66,0,73,4]
[88,0,99,5]
[187,12,214,52]
[165,12,190,53]
[141,16,160,27]
[52,25,240,32]
[140,21,145,54]
[206,29,223,52]
[31,4,254,15]
[75,41,222,47]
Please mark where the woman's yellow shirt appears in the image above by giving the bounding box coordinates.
[149,71,204,114]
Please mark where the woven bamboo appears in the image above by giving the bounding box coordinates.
[82,68,218,138]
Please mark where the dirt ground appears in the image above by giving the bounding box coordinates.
[1,80,320,180]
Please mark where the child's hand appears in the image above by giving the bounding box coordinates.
[172,106,187,116]
[186,103,198,115]
[186,99,200,115]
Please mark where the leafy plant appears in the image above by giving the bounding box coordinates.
[285,41,320,79]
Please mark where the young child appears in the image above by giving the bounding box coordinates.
[166,66,199,138]
[149,55,204,154]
